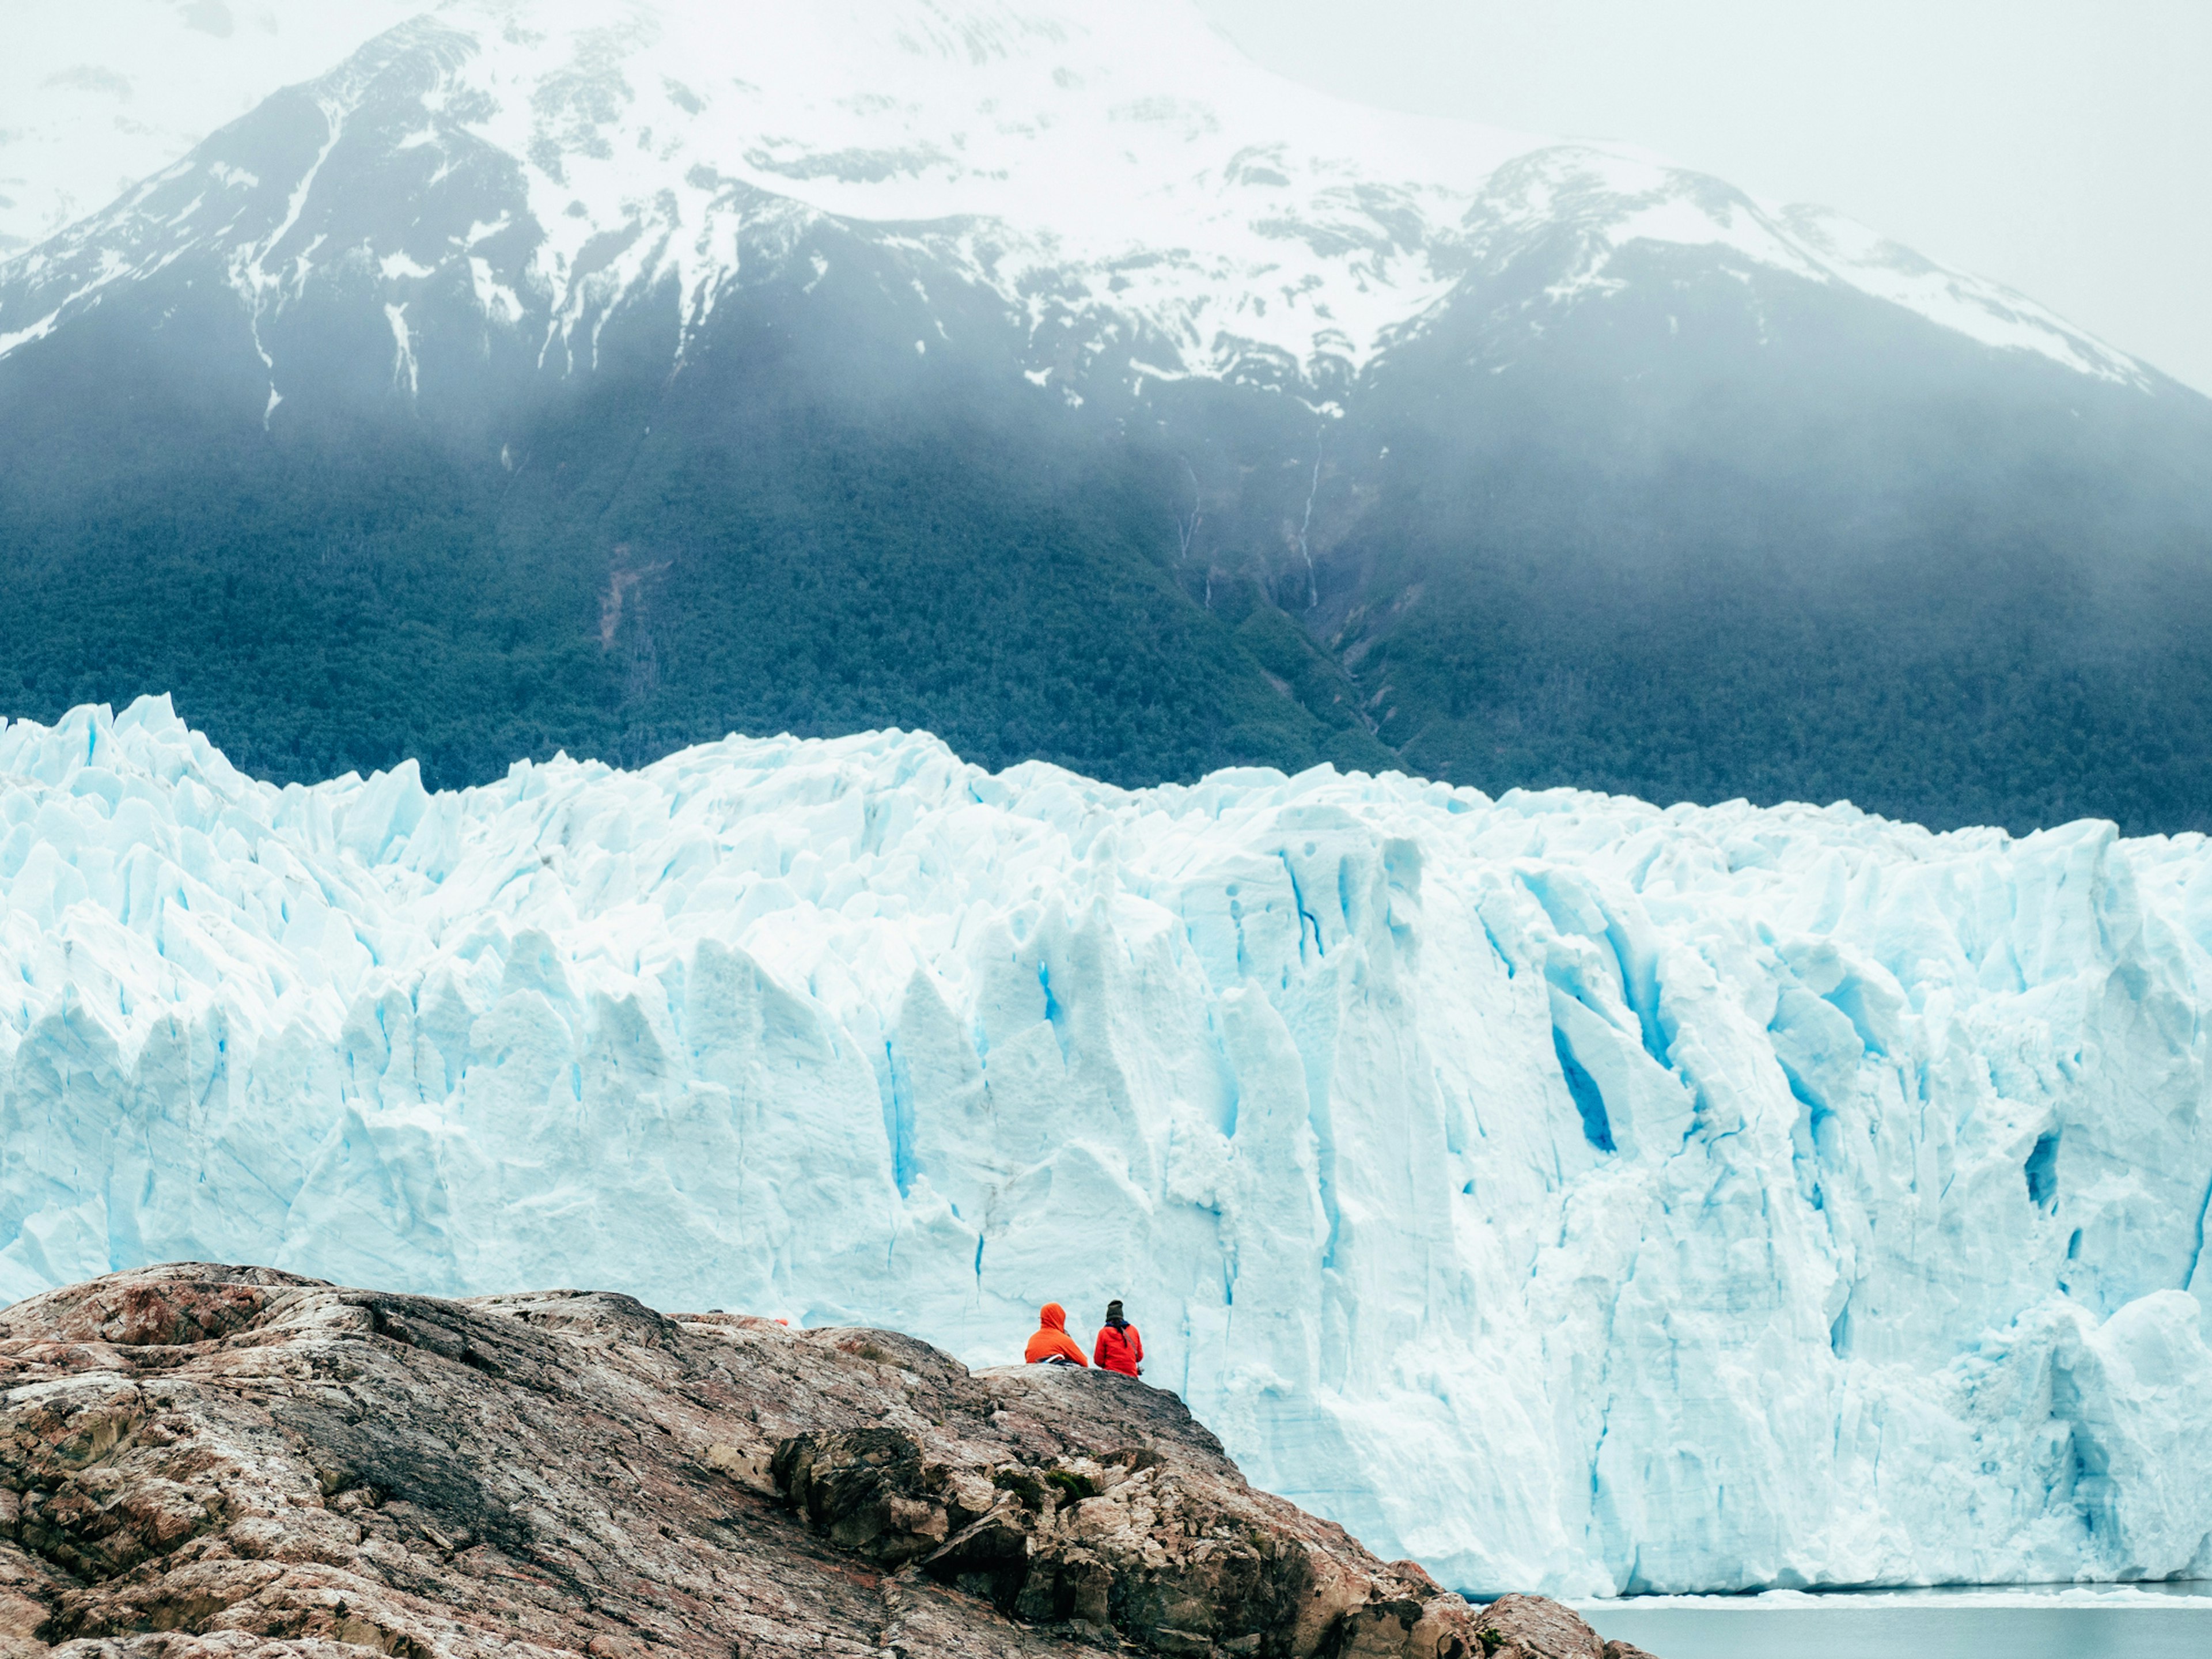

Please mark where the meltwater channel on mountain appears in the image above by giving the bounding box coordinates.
[2,698,2209,1597]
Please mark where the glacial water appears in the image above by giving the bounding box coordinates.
[1577,1583,2212,1657]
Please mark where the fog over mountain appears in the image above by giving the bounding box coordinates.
[1204,0,2212,400]
[2,0,2209,833]
[0,0,429,252]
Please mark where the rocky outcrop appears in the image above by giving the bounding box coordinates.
[0,1266,1647,1659]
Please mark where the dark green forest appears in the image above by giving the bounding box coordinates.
[0,431,1393,794]
[1303,251,2212,836]
[0,291,1387,794]
[6,247,2212,837]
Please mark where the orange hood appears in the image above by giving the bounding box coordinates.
[1038,1302,1067,1331]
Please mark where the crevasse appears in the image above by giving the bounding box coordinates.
[1,696,2208,1594]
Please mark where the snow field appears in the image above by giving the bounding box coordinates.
[1,695,2209,1594]
[2,1,2143,394]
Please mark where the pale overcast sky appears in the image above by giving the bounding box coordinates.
[1199,0,2212,395]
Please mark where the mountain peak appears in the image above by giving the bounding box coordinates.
[0,0,2141,396]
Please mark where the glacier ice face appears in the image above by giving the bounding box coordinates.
[2,696,2210,1594]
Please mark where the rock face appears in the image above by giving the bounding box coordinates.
[0,1266,1634,1659]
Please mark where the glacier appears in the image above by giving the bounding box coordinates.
[2,695,2210,1596]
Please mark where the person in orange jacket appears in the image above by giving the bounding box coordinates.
[1024,1302,1089,1367]
[1093,1298,1142,1377]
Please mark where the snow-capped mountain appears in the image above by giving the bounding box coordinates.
[0,0,2146,398]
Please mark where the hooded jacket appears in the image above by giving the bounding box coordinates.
[1093,1318,1143,1377]
[1024,1303,1089,1366]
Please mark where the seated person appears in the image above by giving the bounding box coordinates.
[1024,1302,1089,1366]
[1093,1299,1143,1377]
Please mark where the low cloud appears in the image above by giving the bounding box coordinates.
[40,66,135,100]
[180,0,235,39]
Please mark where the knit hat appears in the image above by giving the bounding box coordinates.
[1105,1298,1126,1327]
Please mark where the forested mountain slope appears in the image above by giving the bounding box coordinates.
[2,0,2208,830]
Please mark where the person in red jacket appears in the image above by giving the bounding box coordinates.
[1093,1299,1142,1377]
[1024,1302,1088,1367]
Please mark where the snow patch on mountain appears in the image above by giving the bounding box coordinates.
[1456,147,2148,385]
[0,0,2147,396]
[3,696,2209,1594]
[362,0,1541,380]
